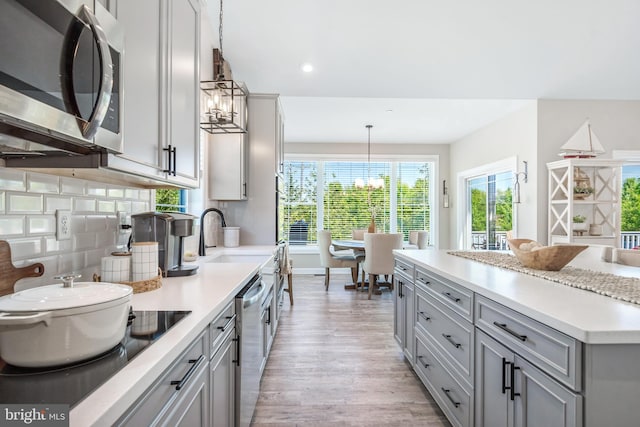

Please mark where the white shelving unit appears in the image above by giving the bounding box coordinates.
[547,159,623,247]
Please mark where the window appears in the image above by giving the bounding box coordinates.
[156,189,187,212]
[283,159,434,244]
[621,164,640,248]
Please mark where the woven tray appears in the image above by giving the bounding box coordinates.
[93,268,162,293]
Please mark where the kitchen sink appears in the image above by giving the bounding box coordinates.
[208,254,271,264]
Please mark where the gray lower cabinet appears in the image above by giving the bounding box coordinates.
[210,327,236,427]
[476,329,582,427]
[116,330,210,427]
[393,259,415,364]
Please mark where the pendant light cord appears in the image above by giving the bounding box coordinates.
[219,0,224,58]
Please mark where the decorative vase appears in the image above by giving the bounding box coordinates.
[589,224,603,236]
[573,222,588,236]
[367,217,376,233]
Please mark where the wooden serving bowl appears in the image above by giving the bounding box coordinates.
[507,239,588,271]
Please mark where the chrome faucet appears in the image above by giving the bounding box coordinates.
[199,208,227,256]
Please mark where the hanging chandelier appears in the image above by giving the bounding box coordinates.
[200,0,248,134]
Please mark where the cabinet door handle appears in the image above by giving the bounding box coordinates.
[441,387,461,408]
[398,283,403,298]
[442,291,461,303]
[510,363,521,400]
[418,311,431,322]
[232,337,240,366]
[501,358,511,394]
[243,182,247,197]
[442,333,461,349]
[163,145,177,176]
[417,355,429,369]
[170,354,205,390]
[217,314,236,332]
[493,321,528,341]
[417,276,430,285]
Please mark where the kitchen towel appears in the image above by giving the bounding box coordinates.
[132,242,159,281]
[101,256,131,283]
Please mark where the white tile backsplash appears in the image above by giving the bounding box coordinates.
[27,215,55,235]
[60,177,86,195]
[0,216,25,236]
[44,195,72,213]
[27,173,60,193]
[1,169,153,285]
[7,193,43,213]
[73,197,97,212]
[0,169,26,191]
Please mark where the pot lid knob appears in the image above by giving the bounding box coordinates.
[54,273,82,288]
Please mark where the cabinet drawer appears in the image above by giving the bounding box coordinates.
[209,302,235,358]
[415,267,473,321]
[415,332,472,427]
[416,288,474,386]
[118,330,208,427]
[394,258,414,281]
[475,295,581,390]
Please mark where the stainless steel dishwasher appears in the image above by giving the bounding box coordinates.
[235,273,265,427]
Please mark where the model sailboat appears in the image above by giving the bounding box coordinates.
[558,120,605,158]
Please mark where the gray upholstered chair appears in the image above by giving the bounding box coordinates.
[362,233,403,299]
[318,230,359,291]
[408,230,429,249]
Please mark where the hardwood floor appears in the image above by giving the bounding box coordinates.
[252,273,450,426]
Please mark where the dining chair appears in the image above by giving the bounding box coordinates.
[362,233,403,299]
[352,229,368,240]
[318,230,359,291]
[408,230,429,249]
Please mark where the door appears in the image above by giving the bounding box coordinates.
[402,281,415,363]
[514,356,582,427]
[210,328,236,427]
[475,329,513,427]
[467,171,513,250]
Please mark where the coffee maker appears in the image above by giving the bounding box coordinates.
[131,212,198,277]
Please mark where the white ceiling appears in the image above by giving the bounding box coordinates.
[208,0,640,144]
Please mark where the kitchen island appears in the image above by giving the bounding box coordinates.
[69,246,276,427]
[393,249,640,427]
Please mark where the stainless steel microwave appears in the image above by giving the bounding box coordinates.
[0,0,124,157]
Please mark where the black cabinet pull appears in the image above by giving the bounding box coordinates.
[418,311,431,322]
[501,358,511,394]
[510,363,521,400]
[170,354,205,390]
[232,336,240,366]
[442,291,461,303]
[441,387,461,408]
[243,182,247,197]
[163,145,173,174]
[171,145,177,176]
[417,355,429,369]
[417,276,430,285]
[266,306,271,325]
[398,283,403,298]
[442,333,461,349]
[493,321,528,341]
[217,314,236,332]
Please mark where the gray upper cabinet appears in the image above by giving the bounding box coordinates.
[108,0,200,188]
[209,134,248,200]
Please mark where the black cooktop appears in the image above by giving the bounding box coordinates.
[0,310,190,408]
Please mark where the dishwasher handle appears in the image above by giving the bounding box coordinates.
[243,281,266,308]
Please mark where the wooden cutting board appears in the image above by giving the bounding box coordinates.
[0,240,45,296]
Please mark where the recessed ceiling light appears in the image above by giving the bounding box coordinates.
[301,63,313,73]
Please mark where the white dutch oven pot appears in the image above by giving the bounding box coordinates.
[0,274,132,368]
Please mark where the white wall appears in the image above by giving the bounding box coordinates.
[286,142,451,249]
[449,102,538,248]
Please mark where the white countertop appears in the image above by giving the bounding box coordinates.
[70,246,276,427]
[394,249,640,345]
